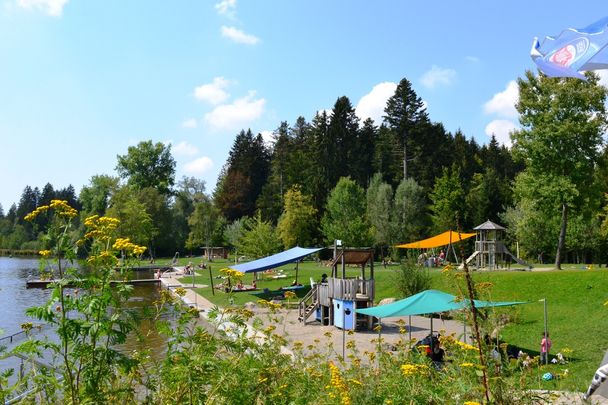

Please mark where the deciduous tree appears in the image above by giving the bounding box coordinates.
[512,71,607,269]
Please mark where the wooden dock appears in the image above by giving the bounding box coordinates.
[26,278,161,288]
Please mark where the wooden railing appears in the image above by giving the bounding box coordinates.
[328,278,374,301]
[298,284,319,322]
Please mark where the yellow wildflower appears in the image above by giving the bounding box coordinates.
[460,362,474,367]
[400,363,429,377]
[38,250,52,257]
[464,402,481,405]
[455,340,480,352]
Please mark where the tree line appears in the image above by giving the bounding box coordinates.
[2,73,608,267]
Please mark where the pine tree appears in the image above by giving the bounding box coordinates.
[384,78,429,180]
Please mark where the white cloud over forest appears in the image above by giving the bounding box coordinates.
[484,80,519,118]
[184,157,214,175]
[355,82,397,124]
[172,141,199,157]
[204,91,266,131]
[485,119,517,147]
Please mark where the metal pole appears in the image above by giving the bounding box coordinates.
[209,266,215,296]
[342,302,346,360]
[378,317,382,363]
[430,316,434,352]
[408,315,412,348]
[543,298,549,365]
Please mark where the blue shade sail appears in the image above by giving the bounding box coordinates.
[228,246,323,273]
[531,16,608,79]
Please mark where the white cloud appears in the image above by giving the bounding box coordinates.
[221,26,260,45]
[260,130,274,146]
[194,76,232,105]
[596,70,608,88]
[215,0,236,17]
[184,157,214,175]
[420,65,457,89]
[16,0,68,16]
[485,119,518,147]
[465,56,480,63]
[181,118,198,129]
[204,91,266,131]
[172,141,199,157]
[355,82,397,124]
[484,80,519,118]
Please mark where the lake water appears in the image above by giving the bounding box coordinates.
[0,256,167,386]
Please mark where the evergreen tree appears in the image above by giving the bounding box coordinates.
[352,118,377,187]
[16,185,39,239]
[215,130,270,220]
[384,78,429,181]
[257,122,292,222]
[56,185,80,211]
[327,96,361,185]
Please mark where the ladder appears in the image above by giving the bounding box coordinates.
[298,284,319,323]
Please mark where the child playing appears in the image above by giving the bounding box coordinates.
[540,332,552,364]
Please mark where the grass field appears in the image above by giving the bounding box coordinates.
[167,256,608,391]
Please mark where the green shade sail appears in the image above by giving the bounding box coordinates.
[356,289,526,318]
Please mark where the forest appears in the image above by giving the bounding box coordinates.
[2,72,608,267]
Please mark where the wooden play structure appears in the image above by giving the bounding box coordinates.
[298,248,375,330]
[464,220,531,270]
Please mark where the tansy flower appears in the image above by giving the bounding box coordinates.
[38,250,52,257]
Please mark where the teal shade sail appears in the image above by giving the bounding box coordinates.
[356,289,526,318]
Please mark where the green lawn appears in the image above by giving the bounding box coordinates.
[173,257,607,390]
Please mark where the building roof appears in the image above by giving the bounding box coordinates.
[473,220,506,231]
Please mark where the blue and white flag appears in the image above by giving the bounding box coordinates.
[531,16,608,80]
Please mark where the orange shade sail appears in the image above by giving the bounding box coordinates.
[395,230,476,249]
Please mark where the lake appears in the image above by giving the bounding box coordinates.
[0,256,168,388]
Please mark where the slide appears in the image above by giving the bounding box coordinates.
[497,242,533,269]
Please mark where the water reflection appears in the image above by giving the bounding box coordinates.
[0,257,169,375]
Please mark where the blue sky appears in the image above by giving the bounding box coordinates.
[1,0,607,210]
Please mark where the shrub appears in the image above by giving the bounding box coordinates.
[394,259,431,298]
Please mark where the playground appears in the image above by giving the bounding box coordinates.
[175,255,608,393]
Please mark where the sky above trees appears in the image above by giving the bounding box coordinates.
[1,0,608,209]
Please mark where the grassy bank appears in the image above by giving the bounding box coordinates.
[175,257,607,391]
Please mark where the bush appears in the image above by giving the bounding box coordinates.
[394,259,431,298]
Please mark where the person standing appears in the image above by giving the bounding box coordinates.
[540,332,552,364]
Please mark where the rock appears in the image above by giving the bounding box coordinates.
[244,302,257,310]
[378,298,396,306]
